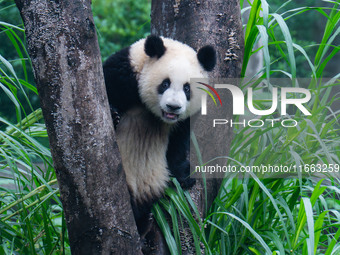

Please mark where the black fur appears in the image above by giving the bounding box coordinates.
[197,45,216,71]
[167,118,196,188]
[183,83,191,101]
[131,197,156,238]
[157,78,171,94]
[103,47,141,115]
[144,35,166,58]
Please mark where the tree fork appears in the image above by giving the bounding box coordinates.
[15,0,142,254]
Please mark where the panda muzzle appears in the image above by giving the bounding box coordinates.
[162,110,179,121]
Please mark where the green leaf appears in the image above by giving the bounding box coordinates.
[302,197,314,255]
[152,204,179,255]
[209,212,272,255]
[314,210,327,254]
[270,13,296,79]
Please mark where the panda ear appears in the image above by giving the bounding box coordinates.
[197,45,216,71]
[144,35,166,58]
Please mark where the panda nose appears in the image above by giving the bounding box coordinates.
[166,104,181,111]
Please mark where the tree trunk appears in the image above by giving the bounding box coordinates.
[15,0,142,254]
[151,0,244,252]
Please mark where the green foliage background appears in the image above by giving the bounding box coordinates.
[92,0,151,59]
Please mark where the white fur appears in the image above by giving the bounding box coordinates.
[116,107,170,203]
[117,38,209,202]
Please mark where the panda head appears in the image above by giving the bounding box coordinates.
[137,35,216,124]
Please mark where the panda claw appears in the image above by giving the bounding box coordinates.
[110,106,121,129]
[114,114,120,124]
[113,115,120,128]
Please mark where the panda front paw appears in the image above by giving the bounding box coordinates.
[178,176,196,189]
[110,105,121,129]
[174,160,196,190]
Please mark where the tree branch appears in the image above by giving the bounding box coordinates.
[15,0,142,253]
[150,1,244,253]
[151,0,244,215]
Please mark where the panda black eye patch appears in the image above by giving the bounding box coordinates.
[158,78,171,94]
[183,83,191,100]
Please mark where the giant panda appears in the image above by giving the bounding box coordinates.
[103,35,216,234]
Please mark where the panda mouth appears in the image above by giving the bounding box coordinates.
[162,110,179,121]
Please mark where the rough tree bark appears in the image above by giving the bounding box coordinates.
[15,0,142,254]
[150,1,244,252]
[151,0,243,216]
